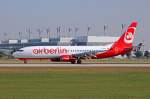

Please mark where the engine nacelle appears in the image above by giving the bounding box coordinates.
[50,55,76,62]
[61,55,71,61]
[61,55,76,62]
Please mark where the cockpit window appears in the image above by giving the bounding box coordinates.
[17,50,24,52]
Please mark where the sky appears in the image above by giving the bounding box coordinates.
[0,0,149,49]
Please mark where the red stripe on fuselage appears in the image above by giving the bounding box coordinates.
[96,47,132,58]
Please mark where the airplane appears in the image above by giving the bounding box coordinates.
[12,21,138,64]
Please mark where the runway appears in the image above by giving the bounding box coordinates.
[0,63,150,67]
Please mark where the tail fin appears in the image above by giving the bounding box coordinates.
[96,21,138,58]
[112,21,138,48]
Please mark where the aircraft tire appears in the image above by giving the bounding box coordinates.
[77,59,82,64]
[71,60,76,64]
[24,60,27,64]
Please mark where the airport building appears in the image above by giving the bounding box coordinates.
[0,36,119,50]
[75,36,119,45]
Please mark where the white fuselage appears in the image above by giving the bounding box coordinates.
[13,44,112,59]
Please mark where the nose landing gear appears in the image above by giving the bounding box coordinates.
[23,59,27,64]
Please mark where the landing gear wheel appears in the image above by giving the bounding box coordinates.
[77,59,82,64]
[24,60,27,64]
[71,60,76,64]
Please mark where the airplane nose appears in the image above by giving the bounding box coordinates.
[12,52,21,58]
[12,52,17,57]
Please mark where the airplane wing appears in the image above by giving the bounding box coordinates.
[72,50,101,59]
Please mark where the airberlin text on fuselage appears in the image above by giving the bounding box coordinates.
[32,47,67,54]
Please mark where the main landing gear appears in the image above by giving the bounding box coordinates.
[77,59,82,64]
[71,60,76,64]
[71,59,82,64]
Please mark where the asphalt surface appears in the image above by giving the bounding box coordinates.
[0,64,150,67]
